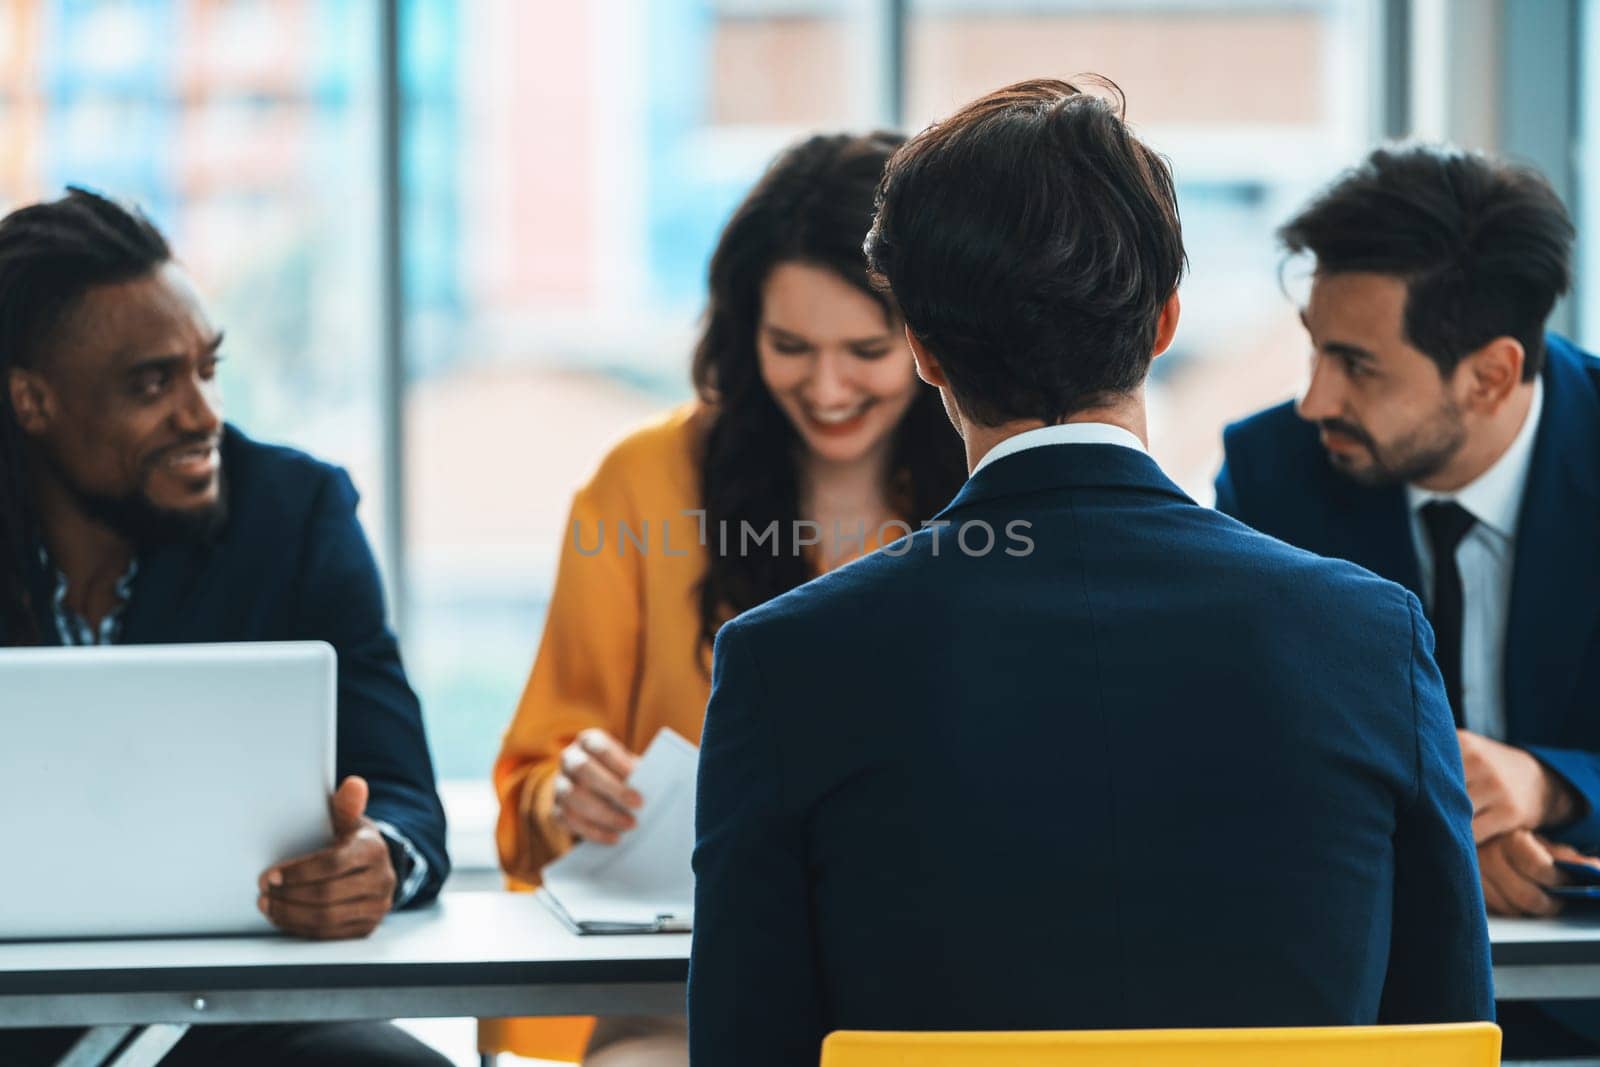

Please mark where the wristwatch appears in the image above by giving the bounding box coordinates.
[382,832,416,902]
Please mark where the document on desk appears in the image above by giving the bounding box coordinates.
[537,727,698,935]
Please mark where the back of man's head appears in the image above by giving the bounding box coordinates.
[865,77,1186,427]
[1280,144,1573,382]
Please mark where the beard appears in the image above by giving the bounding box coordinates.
[71,471,229,552]
[1320,398,1467,487]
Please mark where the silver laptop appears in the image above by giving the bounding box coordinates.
[0,642,335,940]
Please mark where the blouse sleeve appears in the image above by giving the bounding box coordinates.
[493,458,647,885]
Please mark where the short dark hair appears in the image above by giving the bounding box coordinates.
[1279,144,1573,382]
[0,187,171,643]
[865,77,1186,427]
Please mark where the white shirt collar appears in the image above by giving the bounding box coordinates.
[971,421,1148,476]
[1406,378,1543,540]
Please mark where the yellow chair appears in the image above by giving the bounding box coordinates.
[819,1024,1501,1066]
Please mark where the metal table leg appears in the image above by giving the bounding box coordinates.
[105,1025,186,1067]
[55,1027,132,1067]
[54,1024,188,1067]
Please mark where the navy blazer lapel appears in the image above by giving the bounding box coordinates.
[934,443,1192,521]
[1505,339,1600,738]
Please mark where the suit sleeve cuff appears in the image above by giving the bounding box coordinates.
[371,819,431,907]
[1525,745,1600,850]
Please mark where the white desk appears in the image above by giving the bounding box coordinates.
[0,892,688,1066]
[1490,914,1600,1001]
[5,898,1600,1066]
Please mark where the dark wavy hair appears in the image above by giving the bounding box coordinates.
[0,188,172,644]
[1279,143,1573,382]
[866,77,1186,426]
[690,132,966,657]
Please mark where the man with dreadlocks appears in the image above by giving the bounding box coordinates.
[0,189,451,1066]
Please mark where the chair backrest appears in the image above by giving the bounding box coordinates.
[819,1024,1501,1066]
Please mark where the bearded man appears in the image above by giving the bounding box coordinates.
[1217,144,1600,1059]
[0,188,450,1066]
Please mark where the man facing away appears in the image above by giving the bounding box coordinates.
[1216,144,1600,1058]
[0,189,451,1066]
[686,79,1493,1067]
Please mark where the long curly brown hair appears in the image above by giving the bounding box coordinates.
[689,132,967,659]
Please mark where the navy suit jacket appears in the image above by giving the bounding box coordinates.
[1217,334,1600,851]
[689,442,1493,1067]
[2,425,449,904]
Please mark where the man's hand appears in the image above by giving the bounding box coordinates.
[550,728,642,845]
[1458,730,1577,843]
[1478,829,1600,917]
[258,776,396,940]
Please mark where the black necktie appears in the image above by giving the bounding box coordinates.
[1420,500,1476,727]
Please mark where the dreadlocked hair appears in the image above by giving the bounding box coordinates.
[0,187,171,644]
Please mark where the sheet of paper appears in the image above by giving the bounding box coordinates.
[540,727,698,929]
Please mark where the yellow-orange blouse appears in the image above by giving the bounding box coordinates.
[493,402,892,886]
[495,402,711,884]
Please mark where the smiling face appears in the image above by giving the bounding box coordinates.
[8,262,227,544]
[756,261,919,468]
[1294,271,1468,486]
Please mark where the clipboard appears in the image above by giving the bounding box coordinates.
[536,728,697,935]
[536,887,691,935]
